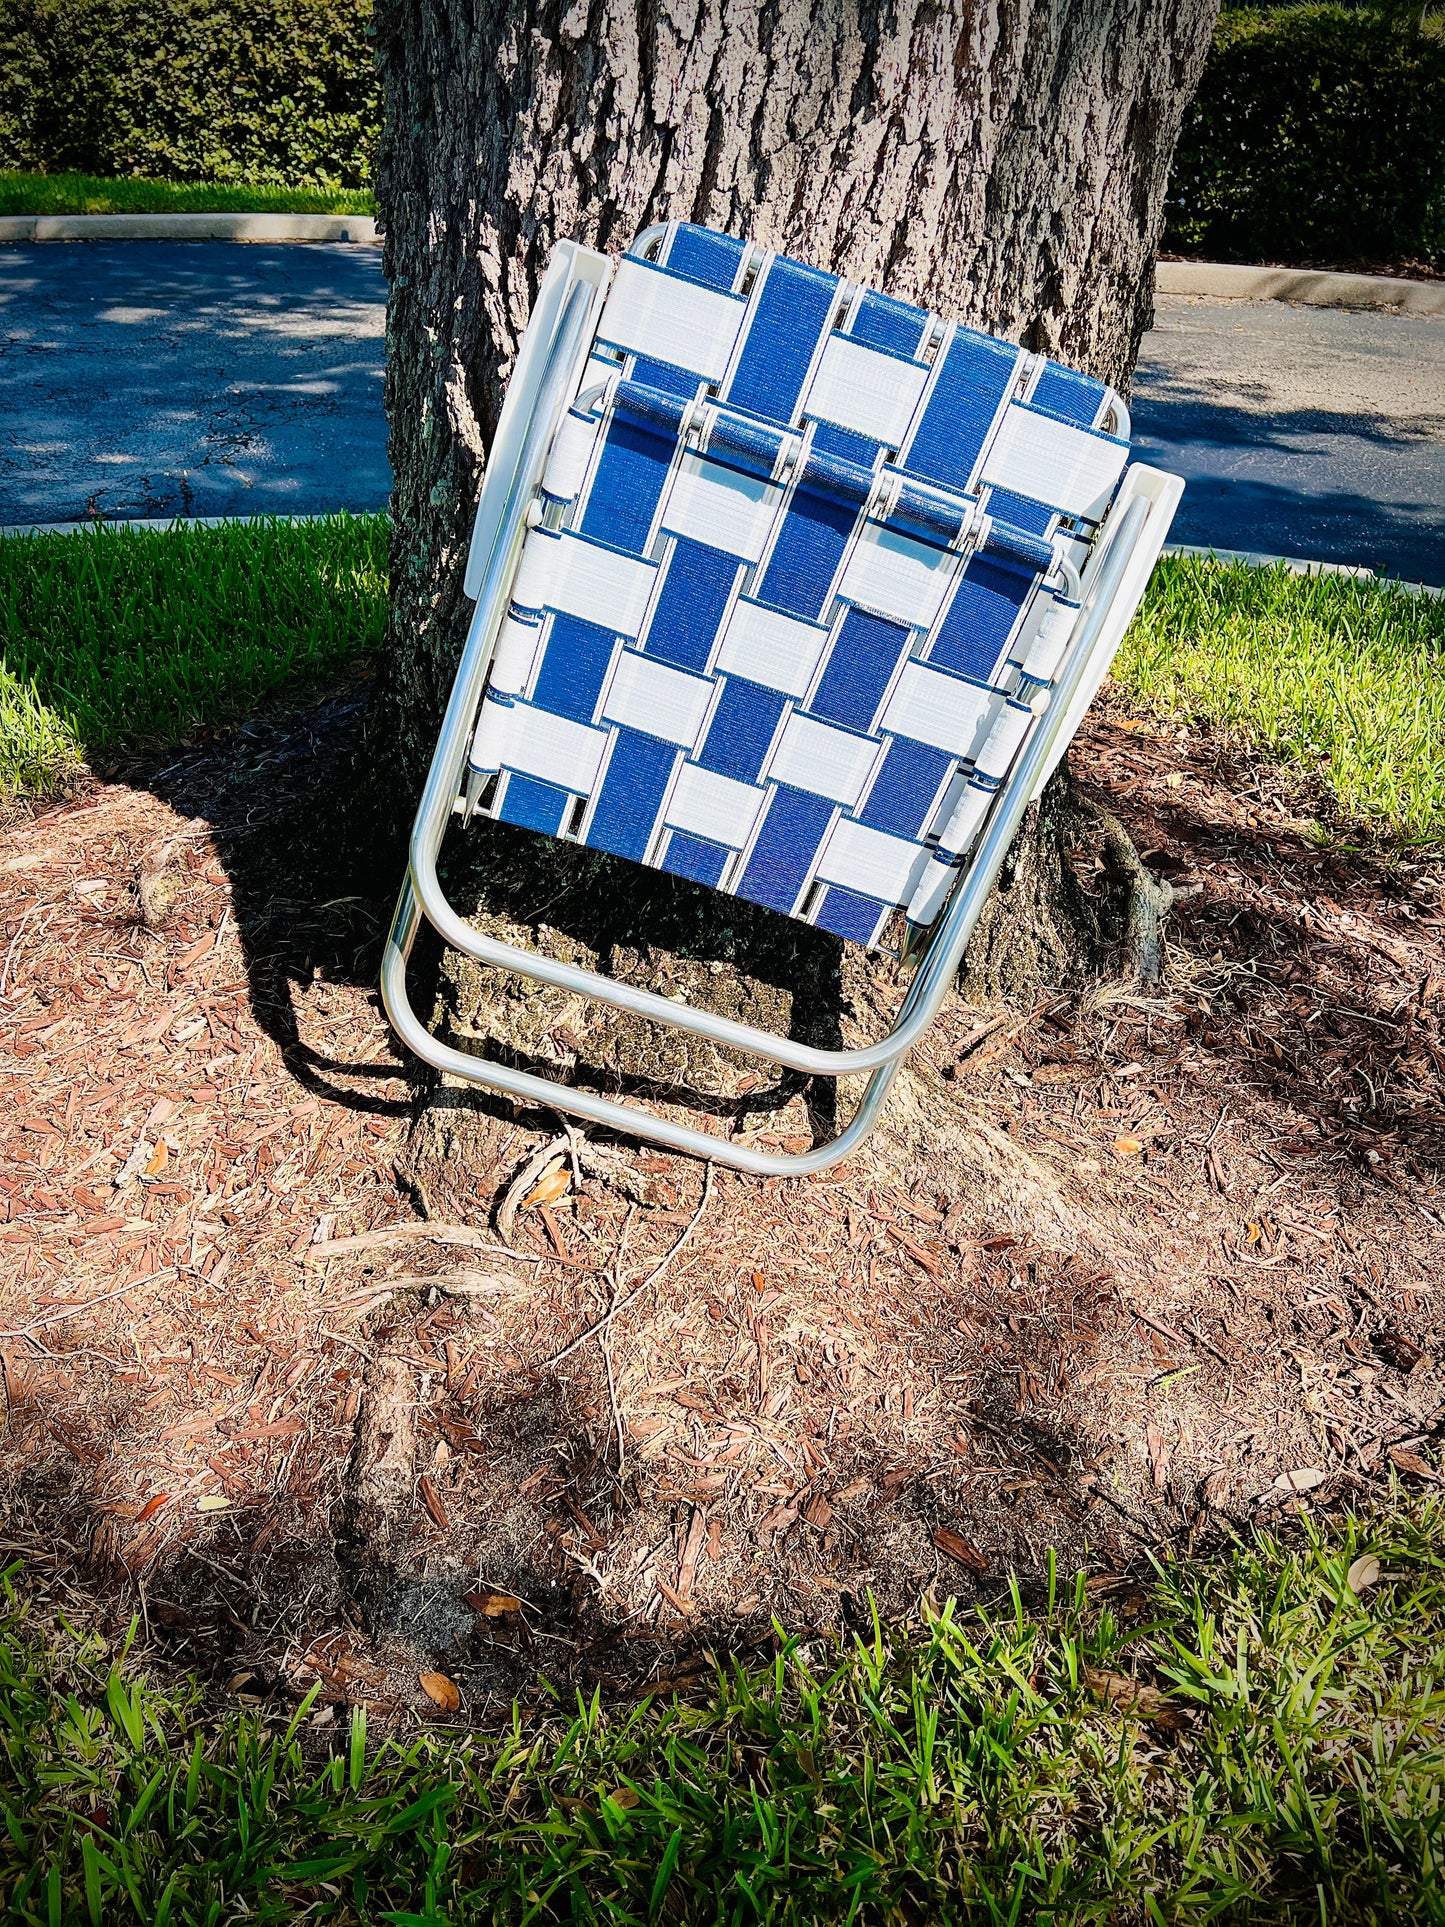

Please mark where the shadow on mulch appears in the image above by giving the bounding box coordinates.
[127,669,1445,1192]
[133,674,869,1151]
[2,674,1441,1719]
[1071,699,1445,1182]
[127,680,411,1125]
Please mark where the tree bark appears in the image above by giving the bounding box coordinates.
[372,0,1219,800]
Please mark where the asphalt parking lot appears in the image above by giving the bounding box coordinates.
[1,242,1440,584]
[0,241,388,525]
[1133,291,1444,584]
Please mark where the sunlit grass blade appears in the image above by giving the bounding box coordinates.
[0,514,387,804]
[1115,555,1445,847]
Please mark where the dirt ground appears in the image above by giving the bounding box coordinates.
[1,677,1441,1721]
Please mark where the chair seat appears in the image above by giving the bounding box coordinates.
[465,222,1131,951]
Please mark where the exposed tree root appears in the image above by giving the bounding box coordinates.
[1097,805,1176,985]
[957,761,1175,1006]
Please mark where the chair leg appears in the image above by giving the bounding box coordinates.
[381,876,906,1178]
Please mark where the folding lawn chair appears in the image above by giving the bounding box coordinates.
[382,223,1183,1175]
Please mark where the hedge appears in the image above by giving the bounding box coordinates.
[1164,5,1445,270]
[2,0,1442,268]
[0,0,379,190]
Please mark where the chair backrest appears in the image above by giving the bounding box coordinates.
[465,221,1131,950]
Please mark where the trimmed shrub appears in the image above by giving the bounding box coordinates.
[0,0,380,190]
[1164,6,1445,270]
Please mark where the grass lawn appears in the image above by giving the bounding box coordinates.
[0,172,374,218]
[3,524,1442,857]
[1,1499,1441,1922]
[0,516,387,800]
[1115,556,1445,848]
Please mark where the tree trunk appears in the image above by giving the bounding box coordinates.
[372,0,1218,798]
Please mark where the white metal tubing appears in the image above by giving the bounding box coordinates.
[382,875,907,1176]
[402,493,1152,1080]
[433,268,606,842]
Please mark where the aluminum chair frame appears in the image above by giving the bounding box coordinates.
[381,237,1183,1176]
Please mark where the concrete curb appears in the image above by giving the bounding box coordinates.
[2,514,1437,597]
[1156,259,1445,316]
[0,512,362,538]
[0,211,378,245]
[1163,542,1442,600]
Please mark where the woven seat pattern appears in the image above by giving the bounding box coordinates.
[466,222,1129,948]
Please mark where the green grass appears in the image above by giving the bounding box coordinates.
[0,516,387,800]
[1115,555,1445,847]
[4,526,1442,852]
[0,1499,1442,1922]
[0,172,374,217]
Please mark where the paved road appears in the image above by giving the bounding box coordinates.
[2,245,1441,584]
[1134,293,1444,584]
[0,242,388,524]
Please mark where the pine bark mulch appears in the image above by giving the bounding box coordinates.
[1,683,1441,1716]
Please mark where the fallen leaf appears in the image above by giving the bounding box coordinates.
[196,1494,230,1512]
[419,1475,450,1531]
[113,1140,153,1190]
[464,1590,522,1618]
[933,1525,988,1573]
[1112,1135,1143,1157]
[419,1670,461,1712]
[1346,1554,1381,1595]
[135,1492,170,1524]
[607,1786,641,1810]
[1272,1466,1327,1495]
[143,1138,170,1179]
[1146,1422,1170,1491]
[756,1502,798,1534]
[1388,1446,1436,1481]
[1083,1666,1178,1722]
[521,1163,570,1210]
[1373,1328,1425,1373]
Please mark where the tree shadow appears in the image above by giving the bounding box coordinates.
[132,680,411,1120]
[1075,720,1445,1180]
[1127,385,1443,582]
[0,1217,1203,1715]
[0,240,389,525]
[8,681,1434,1710]
[133,675,859,1149]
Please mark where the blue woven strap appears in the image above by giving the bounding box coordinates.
[468,222,1129,948]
